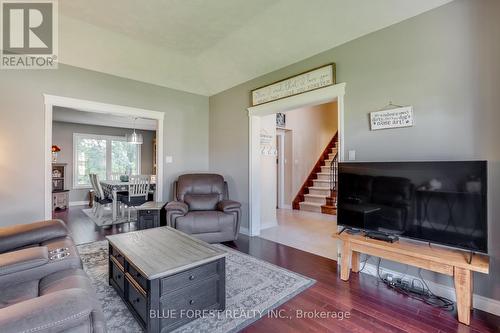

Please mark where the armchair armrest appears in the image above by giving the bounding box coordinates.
[0,247,49,276]
[0,220,69,253]
[0,289,104,333]
[165,201,189,215]
[217,200,241,212]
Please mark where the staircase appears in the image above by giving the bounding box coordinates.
[292,134,338,215]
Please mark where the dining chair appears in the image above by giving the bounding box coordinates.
[89,174,113,221]
[118,175,150,222]
[89,174,99,216]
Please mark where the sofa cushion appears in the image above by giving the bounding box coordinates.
[0,280,38,309]
[39,269,94,296]
[184,193,220,211]
[176,211,235,235]
[0,247,48,276]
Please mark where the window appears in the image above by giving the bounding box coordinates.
[73,133,141,188]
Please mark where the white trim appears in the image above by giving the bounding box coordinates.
[72,132,142,189]
[247,83,346,236]
[276,130,285,209]
[44,94,164,220]
[69,201,89,207]
[361,263,500,317]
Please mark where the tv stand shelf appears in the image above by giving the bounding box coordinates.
[333,232,489,325]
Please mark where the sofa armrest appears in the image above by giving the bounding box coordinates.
[0,289,103,333]
[217,200,241,212]
[165,201,189,215]
[0,220,69,253]
[0,247,49,276]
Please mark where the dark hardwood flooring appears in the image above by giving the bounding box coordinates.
[54,206,500,333]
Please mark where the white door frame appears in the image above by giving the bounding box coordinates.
[44,94,165,220]
[247,83,346,236]
[276,130,286,209]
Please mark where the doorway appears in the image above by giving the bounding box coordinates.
[247,83,346,236]
[43,95,165,220]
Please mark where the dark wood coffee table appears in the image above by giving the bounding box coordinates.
[107,227,227,332]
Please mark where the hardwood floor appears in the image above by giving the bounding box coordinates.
[53,205,138,245]
[55,206,500,333]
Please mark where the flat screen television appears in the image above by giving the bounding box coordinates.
[337,161,487,253]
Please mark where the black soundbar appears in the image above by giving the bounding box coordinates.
[365,231,399,243]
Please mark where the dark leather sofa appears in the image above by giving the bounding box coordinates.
[339,173,414,232]
[165,174,241,243]
[0,220,105,333]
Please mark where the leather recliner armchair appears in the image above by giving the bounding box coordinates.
[165,174,241,243]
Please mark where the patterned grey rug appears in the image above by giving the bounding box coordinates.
[82,207,137,227]
[77,240,315,333]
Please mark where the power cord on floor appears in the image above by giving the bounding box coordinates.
[376,258,454,311]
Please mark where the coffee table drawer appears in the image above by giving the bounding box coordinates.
[110,246,125,267]
[127,279,148,324]
[161,261,218,294]
[128,264,148,291]
[160,276,221,328]
[110,260,125,292]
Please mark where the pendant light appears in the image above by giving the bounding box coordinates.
[127,117,143,144]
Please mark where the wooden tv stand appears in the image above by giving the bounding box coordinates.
[333,232,489,325]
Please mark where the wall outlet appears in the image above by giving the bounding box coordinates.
[165,156,173,164]
[348,150,356,161]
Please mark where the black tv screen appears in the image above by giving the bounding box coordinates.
[337,161,487,253]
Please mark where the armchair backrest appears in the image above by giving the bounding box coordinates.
[175,174,228,211]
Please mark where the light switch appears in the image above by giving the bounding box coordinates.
[348,150,356,161]
[165,156,173,164]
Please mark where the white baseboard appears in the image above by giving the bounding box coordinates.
[69,201,89,207]
[361,262,500,316]
[279,204,292,209]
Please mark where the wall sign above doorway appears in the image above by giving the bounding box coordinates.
[251,64,336,106]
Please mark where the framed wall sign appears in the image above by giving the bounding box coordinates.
[276,113,286,128]
[370,106,414,130]
[251,64,336,106]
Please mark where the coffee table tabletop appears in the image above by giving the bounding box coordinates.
[106,227,227,279]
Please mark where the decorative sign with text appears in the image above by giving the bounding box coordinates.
[251,64,335,106]
[370,106,414,130]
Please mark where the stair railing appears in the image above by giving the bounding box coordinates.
[329,153,338,207]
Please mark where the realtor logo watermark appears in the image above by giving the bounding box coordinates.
[1,0,58,69]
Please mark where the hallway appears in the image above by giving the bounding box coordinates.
[259,209,338,260]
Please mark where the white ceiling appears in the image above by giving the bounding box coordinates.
[59,0,453,96]
[53,107,157,131]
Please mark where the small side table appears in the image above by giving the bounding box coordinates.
[136,202,167,230]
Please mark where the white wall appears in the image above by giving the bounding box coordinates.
[0,64,209,225]
[52,121,155,202]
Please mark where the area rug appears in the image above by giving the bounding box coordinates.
[82,207,137,227]
[77,240,315,333]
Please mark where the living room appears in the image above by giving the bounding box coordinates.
[0,0,499,332]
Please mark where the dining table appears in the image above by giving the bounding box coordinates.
[100,180,156,221]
